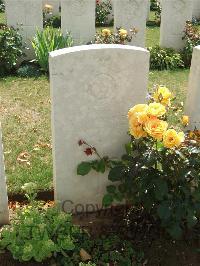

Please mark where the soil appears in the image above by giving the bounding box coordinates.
[8,190,54,202]
[0,252,49,266]
[1,197,200,265]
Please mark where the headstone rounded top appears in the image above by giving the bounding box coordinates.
[50,44,149,58]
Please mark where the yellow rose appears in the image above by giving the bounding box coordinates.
[128,104,148,124]
[163,129,185,149]
[44,4,53,11]
[119,29,128,38]
[153,86,172,106]
[129,116,147,139]
[182,115,189,126]
[144,118,168,140]
[102,28,111,37]
[147,102,166,117]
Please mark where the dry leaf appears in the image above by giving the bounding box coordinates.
[17,152,31,166]
[33,142,52,151]
[80,248,92,262]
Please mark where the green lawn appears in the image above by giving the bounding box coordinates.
[0,70,189,193]
[0,12,6,24]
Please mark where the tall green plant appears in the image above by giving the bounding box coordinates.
[32,27,73,73]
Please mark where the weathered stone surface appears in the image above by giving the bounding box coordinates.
[49,44,149,211]
[160,0,193,50]
[5,0,43,58]
[193,0,200,19]
[114,0,148,47]
[0,126,9,225]
[185,45,200,129]
[61,0,96,45]
[146,0,151,21]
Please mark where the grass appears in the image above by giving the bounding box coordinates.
[0,11,6,24]
[0,70,189,194]
[0,76,52,193]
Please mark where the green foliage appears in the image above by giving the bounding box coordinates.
[0,26,24,75]
[96,0,113,27]
[0,205,87,263]
[81,234,144,265]
[44,15,61,28]
[182,22,200,67]
[32,27,73,73]
[90,137,200,239]
[16,63,42,78]
[77,158,107,176]
[77,86,200,239]
[0,201,144,265]
[149,46,184,71]
[79,263,96,266]
[150,0,159,11]
[0,0,5,12]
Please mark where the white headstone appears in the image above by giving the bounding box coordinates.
[43,0,60,16]
[5,0,43,59]
[114,0,148,47]
[146,0,151,21]
[160,0,193,50]
[61,0,96,45]
[193,0,200,19]
[185,45,200,129]
[49,44,149,211]
[0,126,9,225]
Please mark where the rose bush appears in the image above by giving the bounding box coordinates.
[94,27,137,45]
[78,86,200,239]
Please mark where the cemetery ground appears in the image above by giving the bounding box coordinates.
[1,6,200,266]
[2,70,198,266]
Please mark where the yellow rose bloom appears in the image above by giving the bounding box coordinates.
[182,115,189,126]
[163,129,185,149]
[44,4,53,11]
[147,102,166,117]
[153,86,172,106]
[119,29,128,38]
[129,116,147,139]
[128,104,148,124]
[102,28,111,37]
[128,104,148,118]
[144,118,168,140]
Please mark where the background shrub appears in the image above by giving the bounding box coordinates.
[150,0,159,11]
[44,15,61,28]
[0,26,24,76]
[32,27,73,73]
[149,45,184,70]
[17,63,42,78]
[0,0,5,12]
[96,0,113,27]
[182,21,200,67]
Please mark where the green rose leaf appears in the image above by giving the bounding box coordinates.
[77,162,92,176]
[107,185,116,194]
[157,202,171,221]
[102,194,113,207]
[108,166,124,182]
